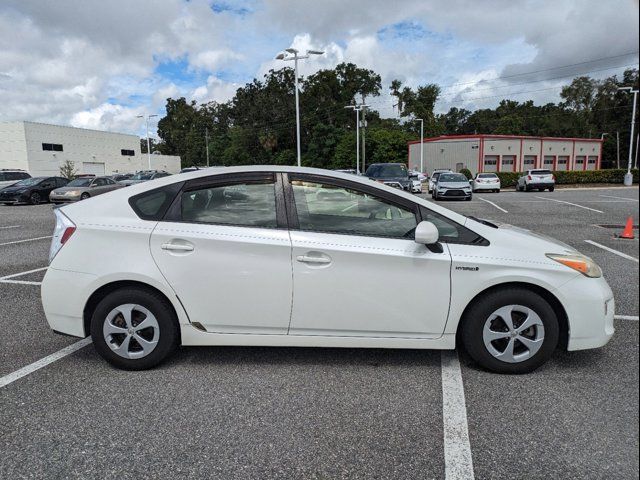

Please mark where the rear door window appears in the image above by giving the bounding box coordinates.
[181,179,278,228]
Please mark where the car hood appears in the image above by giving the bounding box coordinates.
[0,185,28,193]
[371,176,410,183]
[468,218,579,254]
[438,181,470,188]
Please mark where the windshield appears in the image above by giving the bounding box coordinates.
[439,173,468,183]
[131,172,154,180]
[12,177,45,187]
[66,178,92,187]
[367,164,407,177]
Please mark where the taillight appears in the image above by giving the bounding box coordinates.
[49,209,76,263]
[527,175,532,180]
[552,175,556,181]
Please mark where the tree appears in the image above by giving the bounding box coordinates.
[59,160,77,179]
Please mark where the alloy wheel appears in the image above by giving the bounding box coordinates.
[103,303,160,359]
[482,304,545,363]
[30,192,41,205]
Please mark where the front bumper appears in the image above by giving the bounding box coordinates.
[0,192,28,204]
[49,193,81,203]
[556,274,615,351]
[436,189,472,199]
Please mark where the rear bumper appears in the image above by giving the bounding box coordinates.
[527,182,554,188]
[473,183,500,191]
[41,267,97,338]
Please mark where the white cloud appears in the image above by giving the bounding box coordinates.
[0,0,637,134]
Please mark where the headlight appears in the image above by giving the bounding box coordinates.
[65,190,80,196]
[546,253,602,278]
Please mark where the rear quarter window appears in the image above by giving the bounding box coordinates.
[129,182,184,221]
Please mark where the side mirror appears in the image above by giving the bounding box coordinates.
[469,179,474,184]
[415,221,439,245]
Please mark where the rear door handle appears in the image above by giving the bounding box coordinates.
[161,243,194,252]
[296,255,331,264]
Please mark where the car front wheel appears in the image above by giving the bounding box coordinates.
[460,288,559,374]
[29,192,41,205]
[90,287,179,370]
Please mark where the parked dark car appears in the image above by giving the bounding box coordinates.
[365,163,413,191]
[0,176,69,205]
[110,173,134,182]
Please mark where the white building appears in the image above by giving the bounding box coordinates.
[408,134,603,175]
[0,121,181,176]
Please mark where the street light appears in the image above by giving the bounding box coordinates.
[275,48,324,167]
[137,114,158,170]
[618,86,638,186]
[345,103,369,174]
[415,118,424,172]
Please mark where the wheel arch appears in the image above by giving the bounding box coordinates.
[455,281,569,350]
[83,280,181,342]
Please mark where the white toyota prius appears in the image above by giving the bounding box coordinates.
[42,166,614,373]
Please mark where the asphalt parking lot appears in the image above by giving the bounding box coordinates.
[1,186,638,479]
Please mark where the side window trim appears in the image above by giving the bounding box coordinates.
[163,172,287,229]
[284,172,420,239]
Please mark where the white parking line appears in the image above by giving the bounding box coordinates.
[0,266,48,280]
[0,279,42,285]
[599,194,639,202]
[585,240,639,263]
[441,350,475,480]
[0,235,52,247]
[477,197,508,213]
[0,338,92,389]
[0,225,21,229]
[615,315,639,321]
[535,197,604,213]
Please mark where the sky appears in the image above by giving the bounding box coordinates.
[0,0,638,138]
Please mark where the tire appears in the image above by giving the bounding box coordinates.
[496,189,501,193]
[549,186,555,192]
[465,196,472,201]
[90,287,179,370]
[460,287,559,374]
[29,192,41,205]
[80,193,90,200]
[525,185,532,192]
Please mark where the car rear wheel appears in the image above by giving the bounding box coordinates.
[90,287,179,370]
[29,192,41,205]
[80,192,90,200]
[460,288,559,374]
[549,186,555,192]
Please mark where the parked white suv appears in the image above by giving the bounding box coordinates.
[517,169,556,192]
[42,166,614,374]
[0,169,31,189]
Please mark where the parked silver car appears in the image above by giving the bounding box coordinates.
[432,172,473,201]
[517,169,556,192]
[471,172,501,192]
[49,176,123,203]
[118,170,171,186]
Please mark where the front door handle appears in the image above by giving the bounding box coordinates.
[296,254,331,264]
[161,243,194,252]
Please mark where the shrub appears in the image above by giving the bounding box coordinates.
[459,168,473,180]
[496,168,638,187]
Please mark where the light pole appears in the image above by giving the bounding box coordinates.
[415,118,424,172]
[618,87,638,185]
[276,48,324,167]
[137,114,158,170]
[345,102,369,174]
